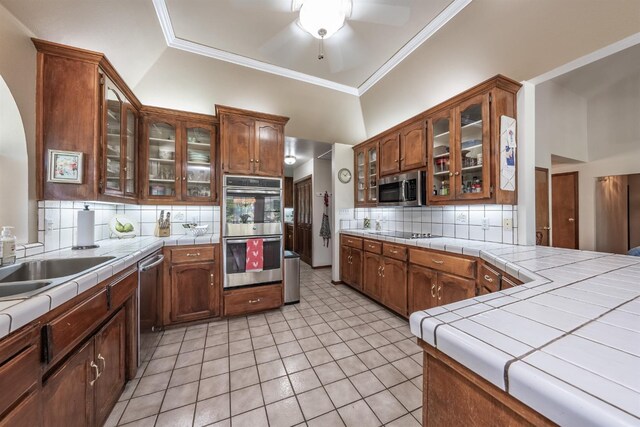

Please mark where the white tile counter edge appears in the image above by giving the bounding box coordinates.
[342,229,640,425]
[0,234,220,339]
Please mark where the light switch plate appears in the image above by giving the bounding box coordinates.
[503,218,513,231]
[482,218,490,230]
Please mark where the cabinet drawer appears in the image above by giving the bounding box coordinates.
[363,240,382,254]
[409,249,476,279]
[341,235,363,249]
[108,270,137,310]
[0,387,40,427]
[0,344,40,417]
[46,289,108,362]
[478,264,500,293]
[171,246,215,264]
[224,284,282,317]
[383,243,407,261]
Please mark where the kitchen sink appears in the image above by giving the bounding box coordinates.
[0,256,115,283]
[0,281,53,299]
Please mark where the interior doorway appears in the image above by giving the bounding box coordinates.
[535,167,550,246]
[294,176,313,265]
[595,174,640,254]
[551,172,579,249]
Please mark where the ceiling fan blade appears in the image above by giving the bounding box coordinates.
[259,20,312,66]
[326,23,367,73]
[230,0,292,13]
[350,1,411,27]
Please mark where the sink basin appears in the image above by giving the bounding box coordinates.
[0,256,116,283]
[0,281,53,299]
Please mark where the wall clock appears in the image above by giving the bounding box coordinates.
[338,168,352,183]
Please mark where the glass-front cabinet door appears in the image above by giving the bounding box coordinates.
[184,124,216,202]
[355,147,366,205]
[104,84,123,195]
[367,144,378,204]
[146,118,179,200]
[428,109,454,203]
[124,106,137,197]
[455,94,490,199]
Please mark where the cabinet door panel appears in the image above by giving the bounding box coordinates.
[144,117,180,201]
[408,264,437,313]
[184,124,216,202]
[363,252,382,300]
[428,110,454,203]
[437,272,476,306]
[340,246,351,286]
[222,115,254,174]
[94,310,126,427]
[400,122,426,171]
[255,121,283,177]
[350,249,363,290]
[382,258,407,316]
[103,81,124,195]
[354,148,366,205]
[124,106,137,197]
[0,388,41,427]
[379,133,400,176]
[43,340,94,427]
[170,262,218,323]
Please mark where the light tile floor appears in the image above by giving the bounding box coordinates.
[106,264,423,427]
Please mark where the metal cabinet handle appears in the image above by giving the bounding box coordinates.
[249,298,261,304]
[210,273,215,286]
[182,176,186,181]
[175,177,180,181]
[483,275,493,282]
[250,159,254,162]
[449,172,453,177]
[390,250,399,254]
[255,160,260,163]
[543,226,550,230]
[90,361,100,386]
[437,285,442,301]
[186,252,201,257]
[432,259,444,265]
[368,245,375,249]
[381,266,385,278]
[377,265,382,277]
[395,159,399,163]
[98,354,106,374]
[455,171,460,176]
[568,218,575,222]
[347,239,353,244]
[431,283,436,298]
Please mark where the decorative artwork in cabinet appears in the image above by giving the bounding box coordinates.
[183,123,216,202]
[454,93,491,200]
[143,116,181,201]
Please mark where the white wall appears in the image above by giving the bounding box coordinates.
[331,144,354,281]
[0,4,36,243]
[312,159,332,267]
[293,159,313,182]
[0,76,29,243]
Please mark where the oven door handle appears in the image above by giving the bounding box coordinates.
[225,188,281,195]
[226,238,282,244]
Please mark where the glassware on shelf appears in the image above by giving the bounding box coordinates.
[148,122,176,197]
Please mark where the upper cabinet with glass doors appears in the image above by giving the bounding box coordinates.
[102,76,138,200]
[354,142,378,207]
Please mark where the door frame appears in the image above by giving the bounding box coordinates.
[551,171,579,249]
[535,167,550,246]
[294,175,313,265]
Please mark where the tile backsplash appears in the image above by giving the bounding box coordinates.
[339,205,518,244]
[38,201,220,253]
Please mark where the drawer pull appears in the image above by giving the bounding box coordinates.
[432,259,444,265]
[381,266,385,278]
[210,273,215,286]
[186,252,201,257]
[98,354,106,374]
[390,250,399,254]
[483,274,493,282]
[89,361,100,386]
[437,285,442,301]
[249,298,261,304]
[377,265,382,277]
[431,283,436,298]
[347,240,353,244]
[368,245,375,249]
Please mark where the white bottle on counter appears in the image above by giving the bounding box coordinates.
[0,226,17,266]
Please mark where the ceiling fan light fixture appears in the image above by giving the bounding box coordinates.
[297,0,352,40]
[284,155,297,165]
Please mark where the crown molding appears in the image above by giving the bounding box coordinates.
[152,0,471,98]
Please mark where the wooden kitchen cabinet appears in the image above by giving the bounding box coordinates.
[354,142,379,207]
[363,251,383,300]
[382,257,408,316]
[437,272,476,306]
[408,264,438,313]
[379,132,401,176]
[223,283,283,317]
[34,39,142,203]
[140,110,217,204]
[400,120,427,172]
[284,177,294,208]
[340,244,363,290]
[217,105,289,177]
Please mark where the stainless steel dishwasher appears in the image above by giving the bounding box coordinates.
[138,250,164,363]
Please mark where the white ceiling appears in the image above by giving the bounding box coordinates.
[284,137,333,176]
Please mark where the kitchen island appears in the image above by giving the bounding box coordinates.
[340,230,640,427]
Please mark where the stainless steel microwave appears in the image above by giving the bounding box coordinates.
[378,171,427,207]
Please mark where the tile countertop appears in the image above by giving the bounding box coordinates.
[0,234,220,340]
[341,229,640,427]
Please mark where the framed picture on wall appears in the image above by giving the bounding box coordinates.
[47,149,83,184]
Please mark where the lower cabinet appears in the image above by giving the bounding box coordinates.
[223,283,283,316]
[382,258,408,316]
[363,252,383,300]
[43,309,126,427]
[170,262,218,323]
[409,265,476,313]
[340,245,363,290]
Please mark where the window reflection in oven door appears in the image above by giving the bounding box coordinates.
[224,237,283,288]
[224,188,282,236]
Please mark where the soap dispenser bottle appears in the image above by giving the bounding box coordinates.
[0,226,17,266]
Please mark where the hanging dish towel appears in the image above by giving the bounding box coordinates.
[319,191,331,247]
[245,238,264,272]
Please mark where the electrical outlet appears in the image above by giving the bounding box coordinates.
[481,218,490,230]
[503,218,513,231]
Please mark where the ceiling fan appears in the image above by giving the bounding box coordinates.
[231,0,411,71]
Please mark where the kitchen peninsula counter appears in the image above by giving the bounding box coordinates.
[0,234,220,339]
[341,229,640,426]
